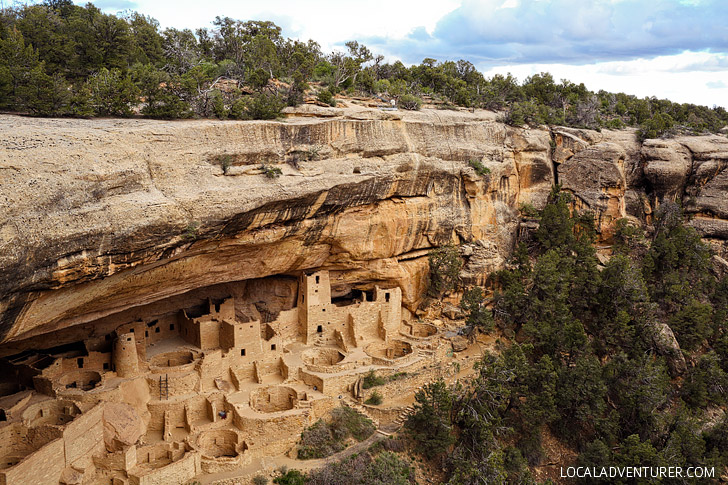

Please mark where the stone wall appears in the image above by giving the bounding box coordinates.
[129,450,200,485]
[0,404,104,485]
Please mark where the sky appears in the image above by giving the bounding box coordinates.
[75,0,728,107]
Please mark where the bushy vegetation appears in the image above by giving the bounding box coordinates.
[279,441,414,485]
[362,370,386,389]
[297,406,375,459]
[398,93,422,111]
[362,370,410,390]
[468,159,490,176]
[1,1,726,135]
[405,379,454,460]
[427,244,462,298]
[316,88,336,107]
[364,390,383,405]
[308,450,414,485]
[273,468,306,485]
[261,164,282,178]
[405,187,728,482]
[459,286,494,331]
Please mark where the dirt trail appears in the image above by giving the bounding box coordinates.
[199,430,387,484]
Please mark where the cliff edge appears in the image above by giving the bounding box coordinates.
[1,105,727,353]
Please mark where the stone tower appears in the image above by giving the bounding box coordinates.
[298,270,331,308]
[298,270,332,343]
[113,332,140,377]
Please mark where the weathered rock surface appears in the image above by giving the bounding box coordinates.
[652,322,687,377]
[1,107,727,353]
[102,402,146,452]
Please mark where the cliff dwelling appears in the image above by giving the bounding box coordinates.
[2,89,726,485]
[0,270,453,484]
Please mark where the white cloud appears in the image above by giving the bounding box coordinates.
[81,0,461,51]
[480,52,728,107]
[74,0,728,107]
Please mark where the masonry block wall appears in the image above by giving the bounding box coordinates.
[0,404,104,485]
[220,320,262,361]
[63,403,104,467]
[297,271,403,346]
[114,333,140,378]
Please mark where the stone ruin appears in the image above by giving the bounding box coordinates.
[0,270,447,484]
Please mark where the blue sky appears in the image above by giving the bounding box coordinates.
[76,0,728,107]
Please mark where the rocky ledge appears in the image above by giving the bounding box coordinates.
[1,105,727,353]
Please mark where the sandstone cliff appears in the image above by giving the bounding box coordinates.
[1,106,726,354]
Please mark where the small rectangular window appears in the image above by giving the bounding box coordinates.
[170,324,175,331]
[316,275,320,284]
[145,331,149,337]
[317,325,323,333]
[241,349,246,356]
[77,358,84,368]
[155,327,160,333]
[385,293,390,302]
[130,328,134,333]
[271,344,276,351]
[103,363,109,370]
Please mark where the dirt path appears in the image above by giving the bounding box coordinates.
[198,431,388,484]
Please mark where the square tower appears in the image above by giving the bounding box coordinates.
[298,270,331,308]
[298,270,332,344]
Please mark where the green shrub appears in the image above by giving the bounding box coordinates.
[184,222,200,240]
[504,100,540,126]
[213,154,233,174]
[460,286,494,331]
[298,419,343,459]
[405,379,454,459]
[252,475,268,485]
[398,93,422,110]
[637,112,675,141]
[331,405,376,441]
[273,469,306,485]
[307,451,414,485]
[297,406,375,459]
[362,370,386,389]
[317,88,336,107]
[228,97,247,119]
[605,118,625,129]
[244,92,284,120]
[519,202,539,218]
[388,372,408,382]
[210,90,227,119]
[261,164,282,179]
[428,244,462,298]
[468,159,491,176]
[365,391,383,405]
[87,68,139,117]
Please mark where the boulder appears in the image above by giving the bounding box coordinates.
[442,303,464,321]
[102,402,146,452]
[451,336,469,352]
[652,322,687,377]
[642,139,692,200]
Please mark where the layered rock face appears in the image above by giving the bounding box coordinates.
[1,107,726,353]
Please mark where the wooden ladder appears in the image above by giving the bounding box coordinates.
[159,374,169,400]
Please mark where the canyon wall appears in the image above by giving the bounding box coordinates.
[1,107,727,354]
